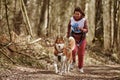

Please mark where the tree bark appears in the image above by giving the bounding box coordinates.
[75,0,86,11]
[85,0,95,44]
[37,0,48,37]
[102,0,111,50]
[46,0,49,37]
[0,0,2,19]
[13,0,23,35]
[20,0,33,37]
[95,0,103,45]
[4,0,12,42]
[113,0,119,51]
[118,0,120,52]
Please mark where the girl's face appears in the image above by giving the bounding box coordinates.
[74,11,82,20]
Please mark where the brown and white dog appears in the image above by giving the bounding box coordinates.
[53,36,75,75]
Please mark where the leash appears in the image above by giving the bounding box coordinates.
[71,31,86,47]
[77,32,86,47]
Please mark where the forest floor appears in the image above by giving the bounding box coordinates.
[0,64,120,80]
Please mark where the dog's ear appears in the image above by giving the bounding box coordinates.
[56,36,59,39]
[60,36,65,41]
[55,36,58,43]
[60,36,63,40]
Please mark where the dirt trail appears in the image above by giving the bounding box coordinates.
[0,65,120,80]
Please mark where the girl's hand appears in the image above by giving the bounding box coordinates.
[78,27,86,32]
[78,27,83,31]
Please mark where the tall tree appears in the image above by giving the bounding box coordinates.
[0,0,2,19]
[75,0,86,11]
[37,0,48,37]
[85,0,95,44]
[0,0,2,35]
[102,0,111,50]
[118,0,120,53]
[95,0,103,45]
[113,0,119,52]
[46,0,50,37]
[4,0,12,41]
[20,0,33,37]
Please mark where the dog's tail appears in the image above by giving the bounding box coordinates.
[68,36,75,50]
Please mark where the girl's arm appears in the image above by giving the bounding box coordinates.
[79,20,88,33]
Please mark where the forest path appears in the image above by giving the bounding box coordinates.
[0,65,120,80]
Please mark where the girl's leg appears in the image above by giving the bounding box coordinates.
[77,39,86,69]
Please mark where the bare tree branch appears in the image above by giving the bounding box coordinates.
[0,49,15,64]
[20,0,33,38]
[20,0,29,35]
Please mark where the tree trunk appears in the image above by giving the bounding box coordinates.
[102,0,111,50]
[95,0,103,46]
[85,0,95,45]
[113,0,119,52]
[0,0,2,35]
[118,0,120,53]
[4,0,12,42]
[13,11,23,35]
[46,0,49,37]
[0,0,2,19]
[37,0,48,37]
[75,0,86,11]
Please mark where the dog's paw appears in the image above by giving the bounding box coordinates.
[58,72,63,75]
[55,70,59,74]
[64,70,67,74]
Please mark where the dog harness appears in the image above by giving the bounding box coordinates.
[57,53,63,62]
[55,46,64,62]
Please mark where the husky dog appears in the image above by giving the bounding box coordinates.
[53,36,75,75]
